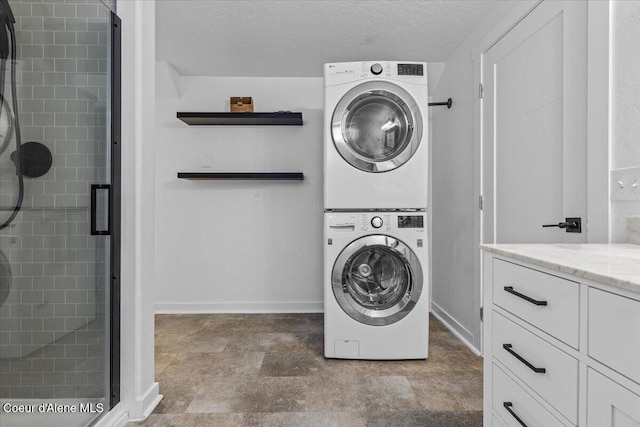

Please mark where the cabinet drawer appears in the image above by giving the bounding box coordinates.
[587,368,640,427]
[492,364,566,427]
[588,288,640,383]
[493,259,580,348]
[493,312,579,424]
[493,414,508,427]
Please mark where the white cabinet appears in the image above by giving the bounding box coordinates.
[588,288,640,383]
[483,250,640,427]
[587,369,640,427]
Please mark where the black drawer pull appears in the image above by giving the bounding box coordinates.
[503,402,528,427]
[504,286,548,306]
[503,344,546,373]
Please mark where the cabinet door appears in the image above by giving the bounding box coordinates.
[493,414,508,427]
[587,369,640,427]
[588,288,640,383]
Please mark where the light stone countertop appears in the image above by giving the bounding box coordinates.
[480,244,640,295]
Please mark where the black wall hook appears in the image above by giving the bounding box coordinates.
[428,98,453,109]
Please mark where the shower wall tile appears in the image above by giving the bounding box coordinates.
[22,45,44,58]
[17,86,33,100]
[34,112,55,124]
[22,71,44,85]
[32,3,55,17]
[33,31,54,45]
[32,194,54,208]
[33,250,55,262]
[21,17,44,31]
[77,5,98,18]
[44,18,65,32]
[33,277,54,289]
[35,58,55,73]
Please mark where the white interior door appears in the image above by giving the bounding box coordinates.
[482,0,588,244]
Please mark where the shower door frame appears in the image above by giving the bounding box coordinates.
[109,10,122,409]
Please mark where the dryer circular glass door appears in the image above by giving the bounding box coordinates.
[332,235,423,326]
[331,81,423,173]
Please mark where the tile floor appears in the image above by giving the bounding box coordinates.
[129,313,483,426]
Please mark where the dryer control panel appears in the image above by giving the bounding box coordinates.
[324,61,428,86]
[397,63,424,76]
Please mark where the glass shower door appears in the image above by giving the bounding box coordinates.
[0,1,119,426]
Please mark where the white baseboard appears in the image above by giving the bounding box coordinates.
[93,403,128,427]
[155,301,324,314]
[127,382,163,423]
[141,383,163,419]
[431,302,481,356]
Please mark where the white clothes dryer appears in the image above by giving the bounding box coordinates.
[324,61,429,210]
[324,211,429,360]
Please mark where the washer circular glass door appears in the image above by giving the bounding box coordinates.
[331,81,423,173]
[332,235,423,326]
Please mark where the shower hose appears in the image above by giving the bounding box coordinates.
[0,0,23,231]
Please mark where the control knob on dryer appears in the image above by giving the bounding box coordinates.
[370,63,383,75]
[371,216,383,228]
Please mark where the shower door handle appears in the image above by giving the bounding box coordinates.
[91,184,111,236]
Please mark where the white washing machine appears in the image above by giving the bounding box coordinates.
[324,211,429,360]
[324,61,429,210]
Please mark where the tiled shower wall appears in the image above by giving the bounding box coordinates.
[0,0,111,399]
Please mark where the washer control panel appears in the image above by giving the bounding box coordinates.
[398,215,424,228]
[328,213,425,233]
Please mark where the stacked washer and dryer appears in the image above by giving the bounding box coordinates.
[323,61,430,360]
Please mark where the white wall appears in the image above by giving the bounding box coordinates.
[611,0,640,241]
[154,73,325,312]
[432,0,640,354]
[431,44,478,348]
[153,63,444,313]
[430,2,530,352]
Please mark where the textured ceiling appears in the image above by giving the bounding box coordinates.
[156,0,505,77]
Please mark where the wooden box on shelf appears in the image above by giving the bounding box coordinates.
[230,97,253,112]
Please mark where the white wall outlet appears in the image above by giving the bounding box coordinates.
[611,166,640,201]
[200,154,212,169]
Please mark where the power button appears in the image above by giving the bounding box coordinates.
[370,63,383,75]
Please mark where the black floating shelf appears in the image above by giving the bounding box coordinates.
[178,172,304,181]
[177,112,303,126]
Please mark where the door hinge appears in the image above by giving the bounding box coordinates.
[479,83,484,99]
[479,195,484,210]
[480,306,484,322]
